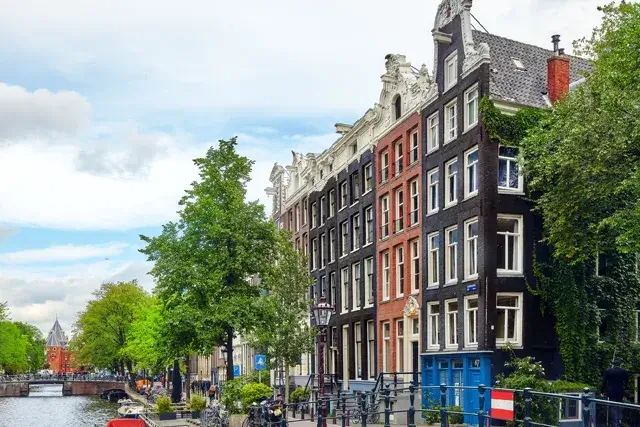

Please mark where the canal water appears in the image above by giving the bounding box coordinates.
[0,384,118,426]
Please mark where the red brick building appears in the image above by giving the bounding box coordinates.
[45,317,74,374]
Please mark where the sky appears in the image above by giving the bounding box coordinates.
[0,0,606,336]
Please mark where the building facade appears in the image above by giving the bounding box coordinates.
[45,318,74,374]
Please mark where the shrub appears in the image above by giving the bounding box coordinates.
[156,395,173,414]
[240,382,273,411]
[290,386,310,402]
[221,378,245,414]
[190,394,207,411]
[447,406,464,424]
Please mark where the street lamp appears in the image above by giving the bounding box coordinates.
[312,297,334,424]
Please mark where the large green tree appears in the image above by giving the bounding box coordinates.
[0,321,28,373]
[14,322,46,372]
[140,138,278,380]
[247,230,316,401]
[123,296,169,372]
[70,281,150,372]
[0,302,8,321]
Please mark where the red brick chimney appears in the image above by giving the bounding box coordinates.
[547,35,570,104]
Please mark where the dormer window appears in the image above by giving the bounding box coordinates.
[512,57,526,71]
[394,95,402,120]
[444,52,458,90]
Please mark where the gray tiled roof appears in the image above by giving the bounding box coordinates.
[472,31,591,108]
[46,319,69,348]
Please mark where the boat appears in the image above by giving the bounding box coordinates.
[100,388,126,400]
[117,405,145,418]
[106,419,146,427]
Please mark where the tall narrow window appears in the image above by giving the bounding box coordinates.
[428,168,439,214]
[427,302,440,350]
[497,215,523,274]
[410,130,419,164]
[320,233,326,268]
[445,226,458,284]
[364,257,374,307]
[381,151,389,182]
[445,299,458,348]
[381,195,390,238]
[352,214,360,251]
[329,189,336,217]
[311,238,318,270]
[311,202,317,228]
[382,251,390,301]
[464,218,478,279]
[464,296,479,348]
[302,199,308,225]
[409,179,419,226]
[396,245,405,297]
[445,158,458,207]
[364,207,374,245]
[410,239,420,293]
[352,262,361,310]
[295,205,300,232]
[330,272,336,308]
[364,163,373,193]
[444,52,458,90]
[367,321,375,378]
[496,293,523,346]
[465,146,479,198]
[395,188,404,233]
[382,322,391,372]
[498,146,523,192]
[394,96,402,120]
[340,221,349,257]
[320,196,326,225]
[395,141,403,177]
[341,267,349,313]
[329,228,336,262]
[319,275,326,298]
[396,320,405,372]
[465,85,479,130]
[427,113,439,153]
[445,100,457,142]
[355,323,362,379]
[352,172,361,204]
[340,181,348,210]
[428,232,440,287]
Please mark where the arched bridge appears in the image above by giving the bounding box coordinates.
[0,375,126,397]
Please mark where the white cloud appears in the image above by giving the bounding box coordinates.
[0,242,128,264]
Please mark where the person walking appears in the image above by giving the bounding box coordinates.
[601,359,629,427]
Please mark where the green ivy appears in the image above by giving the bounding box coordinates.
[479,96,546,147]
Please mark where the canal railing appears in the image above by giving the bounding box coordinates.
[0,374,125,383]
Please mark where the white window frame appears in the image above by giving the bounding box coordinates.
[464,296,479,348]
[409,179,419,226]
[381,195,390,239]
[382,251,390,301]
[329,228,336,262]
[364,207,373,245]
[464,217,479,280]
[427,302,440,350]
[364,163,373,194]
[381,151,389,182]
[495,292,523,347]
[445,225,458,284]
[445,298,459,349]
[427,113,439,153]
[395,188,404,233]
[320,233,326,268]
[395,141,404,177]
[497,214,524,275]
[410,130,419,165]
[320,196,326,225]
[352,262,361,311]
[340,267,349,314]
[445,100,457,143]
[444,158,458,208]
[498,145,524,193]
[352,214,360,252]
[396,320,405,372]
[410,239,420,294]
[364,257,374,308]
[427,232,440,288]
[329,189,336,218]
[367,321,375,378]
[311,202,317,228]
[444,52,458,91]
[396,245,405,298]
[311,238,318,270]
[355,322,362,379]
[382,322,391,372]
[302,199,308,225]
[340,181,348,210]
[464,146,479,198]
[340,221,349,257]
[427,168,439,215]
[464,84,479,132]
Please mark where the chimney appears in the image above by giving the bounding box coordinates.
[547,35,570,104]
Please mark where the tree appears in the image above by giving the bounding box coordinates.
[123,296,169,372]
[70,281,150,372]
[520,2,640,262]
[14,322,46,372]
[0,302,8,321]
[247,230,316,401]
[140,138,278,380]
[0,321,28,373]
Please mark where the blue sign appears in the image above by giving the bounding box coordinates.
[466,283,478,292]
[233,364,241,377]
[255,354,267,371]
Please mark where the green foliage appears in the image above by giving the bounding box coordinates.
[190,394,207,411]
[221,378,244,414]
[240,382,273,411]
[156,395,173,414]
[123,297,170,371]
[242,370,270,387]
[419,401,463,425]
[140,138,278,379]
[290,387,310,402]
[0,321,28,373]
[13,322,46,372]
[480,96,546,147]
[0,302,8,321]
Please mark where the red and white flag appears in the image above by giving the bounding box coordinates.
[491,389,515,421]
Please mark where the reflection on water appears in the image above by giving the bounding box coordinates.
[0,384,118,427]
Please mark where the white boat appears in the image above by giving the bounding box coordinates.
[117,402,145,417]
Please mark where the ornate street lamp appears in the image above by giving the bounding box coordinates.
[311,297,334,425]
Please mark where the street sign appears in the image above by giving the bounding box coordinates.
[233,365,241,377]
[491,389,515,421]
[466,283,477,292]
[255,354,267,371]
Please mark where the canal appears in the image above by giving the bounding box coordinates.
[0,384,118,426]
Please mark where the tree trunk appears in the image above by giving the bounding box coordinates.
[186,355,191,400]
[226,328,234,380]
[284,362,290,403]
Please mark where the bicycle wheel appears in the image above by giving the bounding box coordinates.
[350,409,361,424]
[241,417,250,427]
[368,411,380,424]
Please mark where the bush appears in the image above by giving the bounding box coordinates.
[156,395,173,414]
[447,406,464,424]
[221,378,245,414]
[190,394,207,411]
[420,403,463,425]
[240,382,273,411]
[290,386,310,402]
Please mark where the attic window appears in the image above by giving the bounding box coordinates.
[351,141,358,155]
[512,58,526,71]
[394,96,402,120]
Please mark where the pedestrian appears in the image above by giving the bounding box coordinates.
[601,359,629,427]
[208,384,216,405]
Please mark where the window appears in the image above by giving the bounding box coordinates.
[512,57,525,70]
[598,308,607,342]
[352,262,361,310]
[445,158,458,207]
[320,196,326,225]
[351,141,358,155]
[445,100,457,142]
[311,238,318,270]
[340,181,348,210]
[465,146,478,197]
[410,239,420,293]
[596,252,610,276]
[409,179,419,226]
[427,168,439,214]
[560,397,581,421]
[427,113,439,153]
[444,52,458,90]
[465,85,479,131]
[364,163,373,193]
[395,188,404,233]
[394,96,402,120]
[498,146,523,192]
[364,207,374,245]
[381,195,390,238]
[302,233,308,256]
[320,233,326,268]
[394,141,403,176]
[410,130,419,164]
[382,251,390,300]
[351,172,361,204]
[396,320,405,372]
[295,205,300,232]
[445,226,458,284]
[341,268,349,313]
[355,323,362,379]
[464,296,478,348]
[464,218,478,279]
[330,272,336,308]
[496,293,523,346]
[381,151,389,182]
[364,257,374,307]
[367,321,375,378]
[497,215,523,274]
[302,199,308,224]
[352,214,360,251]
[428,232,440,287]
[427,302,439,349]
[329,189,336,217]
[396,245,405,297]
[319,275,326,299]
[288,211,293,231]
[445,299,458,348]
[382,322,391,372]
[329,228,336,262]
[311,202,317,228]
[340,221,349,257]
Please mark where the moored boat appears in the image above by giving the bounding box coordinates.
[106,419,146,427]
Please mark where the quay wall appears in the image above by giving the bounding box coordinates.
[0,381,125,397]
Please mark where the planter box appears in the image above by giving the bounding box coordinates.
[159,413,177,420]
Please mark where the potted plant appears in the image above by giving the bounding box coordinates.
[156,395,176,420]
[190,394,207,419]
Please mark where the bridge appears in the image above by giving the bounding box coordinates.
[0,375,126,397]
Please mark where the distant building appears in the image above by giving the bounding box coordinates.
[45,317,74,374]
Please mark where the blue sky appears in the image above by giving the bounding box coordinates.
[0,0,605,335]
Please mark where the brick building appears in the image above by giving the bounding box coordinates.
[45,317,74,374]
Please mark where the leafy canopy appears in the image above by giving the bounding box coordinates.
[0,321,28,373]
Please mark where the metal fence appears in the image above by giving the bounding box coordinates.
[0,373,125,382]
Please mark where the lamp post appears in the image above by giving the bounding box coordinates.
[312,297,334,425]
